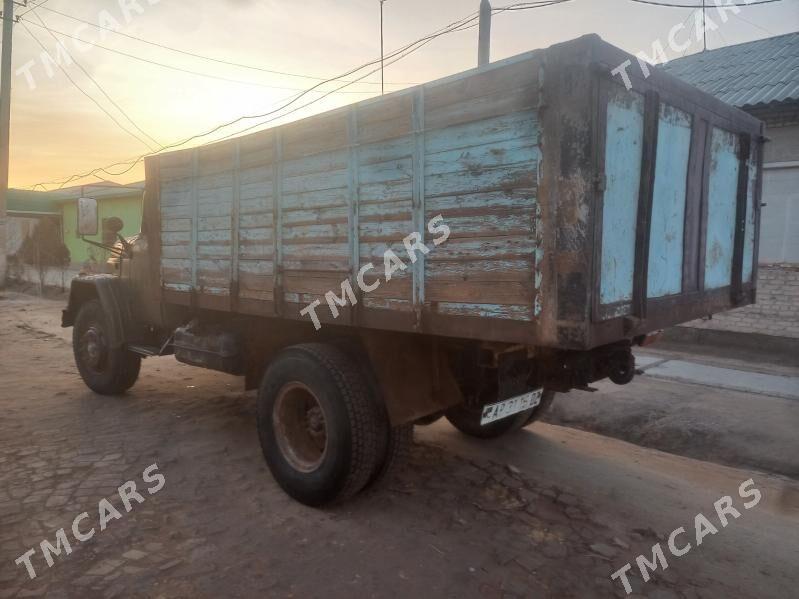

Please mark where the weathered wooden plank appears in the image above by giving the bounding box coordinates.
[599,88,645,306]
[162,218,192,233]
[240,196,273,215]
[435,302,532,321]
[358,157,413,186]
[437,212,534,240]
[282,112,349,160]
[282,150,349,178]
[282,222,349,244]
[282,243,349,261]
[426,58,537,111]
[161,245,190,259]
[197,216,231,231]
[357,93,413,144]
[425,84,538,132]
[359,220,416,243]
[424,163,537,198]
[426,235,536,262]
[427,259,533,283]
[648,103,691,299]
[283,271,350,295]
[281,187,349,212]
[426,189,535,214]
[427,279,532,305]
[704,127,740,290]
[282,169,349,195]
[358,136,414,166]
[282,206,348,227]
[239,227,273,243]
[425,111,538,155]
[363,297,414,312]
[424,137,538,178]
[358,179,413,204]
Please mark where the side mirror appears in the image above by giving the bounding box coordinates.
[77,197,98,236]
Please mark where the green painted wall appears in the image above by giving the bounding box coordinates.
[61,194,143,266]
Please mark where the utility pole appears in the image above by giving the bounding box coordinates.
[701,0,707,51]
[379,0,386,95]
[0,0,14,286]
[478,0,492,68]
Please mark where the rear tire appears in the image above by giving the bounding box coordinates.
[73,299,141,395]
[521,390,556,426]
[367,423,413,489]
[445,390,556,439]
[257,343,387,506]
[445,403,533,439]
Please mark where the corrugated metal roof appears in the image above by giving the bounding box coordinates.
[660,32,799,109]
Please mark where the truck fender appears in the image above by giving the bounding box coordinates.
[61,275,132,349]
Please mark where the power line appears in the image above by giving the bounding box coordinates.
[730,6,777,35]
[28,0,574,189]
[31,3,417,87]
[20,21,157,152]
[32,0,574,188]
[18,0,50,19]
[19,18,398,95]
[29,10,161,148]
[30,7,488,188]
[628,0,782,7]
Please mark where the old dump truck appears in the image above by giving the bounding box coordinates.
[63,35,763,506]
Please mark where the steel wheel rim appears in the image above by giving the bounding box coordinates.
[272,382,328,473]
[78,325,108,374]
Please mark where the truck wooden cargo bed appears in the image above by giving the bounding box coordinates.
[143,34,763,351]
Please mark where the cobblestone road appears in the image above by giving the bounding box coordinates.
[0,292,796,598]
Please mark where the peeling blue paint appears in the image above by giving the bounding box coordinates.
[600,91,645,306]
[648,105,691,298]
[704,127,739,290]
[742,146,758,283]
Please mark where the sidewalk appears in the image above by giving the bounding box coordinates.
[544,344,799,478]
[635,351,799,401]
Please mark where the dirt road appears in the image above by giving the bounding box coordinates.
[1,292,797,598]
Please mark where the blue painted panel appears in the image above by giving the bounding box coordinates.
[600,90,645,306]
[648,105,691,298]
[705,128,740,290]
[742,146,757,283]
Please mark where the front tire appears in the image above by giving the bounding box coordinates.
[73,299,141,395]
[257,343,388,506]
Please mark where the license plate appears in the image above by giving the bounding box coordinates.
[480,390,543,425]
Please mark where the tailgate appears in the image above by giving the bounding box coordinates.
[592,72,763,335]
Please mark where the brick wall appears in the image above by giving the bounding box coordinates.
[680,265,799,339]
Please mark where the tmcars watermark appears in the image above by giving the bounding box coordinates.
[300,215,451,331]
[17,0,164,91]
[13,463,166,581]
[611,0,764,91]
[610,478,762,594]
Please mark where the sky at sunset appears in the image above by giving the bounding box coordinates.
[6,0,799,190]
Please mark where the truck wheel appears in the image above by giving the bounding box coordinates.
[257,343,387,506]
[73,299,141,395]
[445,403,534,439]
[367,424,413,489]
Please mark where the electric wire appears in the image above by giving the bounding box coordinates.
[628,0,782,7]
[27,0,574,189]
[20,18,399,95]
[20,21,158,152]
[31,3,417,87]
[29,10,161,148]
